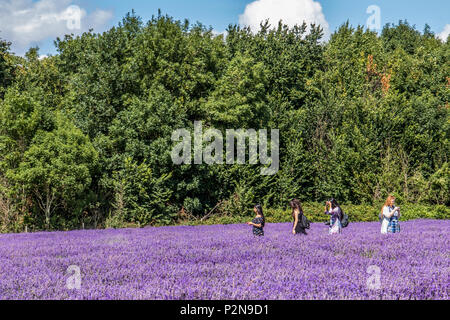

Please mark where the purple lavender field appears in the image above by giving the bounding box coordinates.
[0,220,448,300]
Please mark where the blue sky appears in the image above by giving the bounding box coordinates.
[1,0,449,56]
[79,0,449,33]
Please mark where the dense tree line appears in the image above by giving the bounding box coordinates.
[0,11,448,231]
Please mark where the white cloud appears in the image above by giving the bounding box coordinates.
[238,0,330,40]
[0,0,114,55]
[438,24,450,42]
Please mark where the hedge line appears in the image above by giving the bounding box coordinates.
[178,203,450,226]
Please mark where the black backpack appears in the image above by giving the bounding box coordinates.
[301,214,311,229]
[340,210,349,228]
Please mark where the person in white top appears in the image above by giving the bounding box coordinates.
[380,195,400,234]
[324,198,343,235]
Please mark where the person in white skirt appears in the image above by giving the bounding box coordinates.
[324,198,343,234]
[380,195,401,234]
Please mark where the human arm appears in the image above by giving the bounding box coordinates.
[292,212,298,234]
[382,206,398,218]
[247,221,261,227]
[247,218,262,228]
[324,202,331,215]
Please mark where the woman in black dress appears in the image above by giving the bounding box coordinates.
[290,199,307,235]
[247,204,265,236]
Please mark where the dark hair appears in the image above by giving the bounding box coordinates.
[289,199,303,218]
[254,204,265,227]
[329,198,339,209]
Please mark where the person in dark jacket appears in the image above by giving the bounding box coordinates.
[290,199,307,235]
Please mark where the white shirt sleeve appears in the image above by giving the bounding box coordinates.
[382,206,390,218]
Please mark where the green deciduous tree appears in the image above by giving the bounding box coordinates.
[14,116,97,227]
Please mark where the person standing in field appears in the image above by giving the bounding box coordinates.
[247,204,265,236]
[290,199,308,235]
[324,198,343,234]
[380,195,401,234]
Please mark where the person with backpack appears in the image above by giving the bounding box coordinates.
[324,198,344,234]
[290,199,309,235]
[380,195,401,234]
[247,204,265,236]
